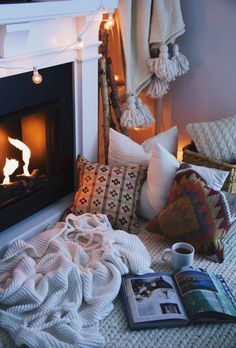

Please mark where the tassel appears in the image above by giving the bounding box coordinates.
[172,44,190,76]
[146,75,169,98]
[148,44,175,82]
[135,97,155,127]
[120,96,154,129]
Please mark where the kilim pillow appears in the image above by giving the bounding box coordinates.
[72,156,147,233]
[146,163,236,263]
[138,143,229,221]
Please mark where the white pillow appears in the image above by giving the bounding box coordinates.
[186,115,236,162]
[108,126,178,166]
[138,143,229,220]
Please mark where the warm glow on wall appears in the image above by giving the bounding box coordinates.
[21,113,46,169]
[0,129,9,173]
[177,143,185,161]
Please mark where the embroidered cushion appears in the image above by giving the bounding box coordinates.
[186,115,236,162]
[72,156,147,233]
[146,163,236,263]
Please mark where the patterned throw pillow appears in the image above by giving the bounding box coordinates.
[186,115,236,162]
[146,163,236,263]
[72,156,147,233]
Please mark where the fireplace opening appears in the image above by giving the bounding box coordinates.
[0,63,74,232]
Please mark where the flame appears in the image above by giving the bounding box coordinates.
[2,158,19,184]
[8,137,31,176]
[1,137,31,185]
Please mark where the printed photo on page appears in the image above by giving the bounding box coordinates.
[124,274,188,323]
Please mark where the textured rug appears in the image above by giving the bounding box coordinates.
[1,220,236,348]
[100,222,236,348]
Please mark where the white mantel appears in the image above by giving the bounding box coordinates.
[0,0,118,250]
[0,0,116,24]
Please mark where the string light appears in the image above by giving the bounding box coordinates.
[0,3,110,84]
[104,14,115,31]
[32,66,43,85]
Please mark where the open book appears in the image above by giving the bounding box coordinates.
[121,267,236,329]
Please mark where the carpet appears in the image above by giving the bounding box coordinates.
[1,219,236,348]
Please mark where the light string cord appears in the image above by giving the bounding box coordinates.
[0,1,105,72]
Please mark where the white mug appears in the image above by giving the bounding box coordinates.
[161,242,195,270]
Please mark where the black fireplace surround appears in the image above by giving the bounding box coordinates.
[0,63,74,232]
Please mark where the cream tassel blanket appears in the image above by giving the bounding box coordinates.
[118,0,189,128]
[0,213,152,348]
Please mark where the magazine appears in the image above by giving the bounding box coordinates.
[121,267,236,329]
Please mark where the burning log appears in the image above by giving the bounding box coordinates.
[15,169,40,182]
[1,169,41,192]
[15,169,41,189]
[0,180,27,192]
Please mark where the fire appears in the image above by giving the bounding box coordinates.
[8,137,31,176]
[1,137,31,185]
[2,158,19,185]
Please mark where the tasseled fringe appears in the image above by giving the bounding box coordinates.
[172,44,190,76]
[148,44,175,82]
[120,96,155,129]
[135,97,155,127]
[146,75,169,98]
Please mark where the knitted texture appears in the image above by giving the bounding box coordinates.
[1,220,236,348]
[100,222,236,348]
[186,115,236,162]
[0,213,152,348]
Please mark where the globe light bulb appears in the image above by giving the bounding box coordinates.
[32,67,43,85]
[104,15,115,31]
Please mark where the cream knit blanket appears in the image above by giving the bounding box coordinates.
[118,0,188,128]
[0,213,152,348]
[118,0,185,97]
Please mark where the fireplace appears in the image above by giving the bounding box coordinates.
[0,0,118,248]
[0,63,74,232]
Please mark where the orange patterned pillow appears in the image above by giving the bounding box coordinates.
[72,156,147,233]
[146,163,236,262]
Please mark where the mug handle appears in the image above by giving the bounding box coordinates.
[161,248,172,264]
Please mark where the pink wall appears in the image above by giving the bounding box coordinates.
[169,0,236,150]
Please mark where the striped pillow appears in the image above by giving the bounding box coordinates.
[72,156,147,233]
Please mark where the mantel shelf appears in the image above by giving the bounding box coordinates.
[0,0,117,24]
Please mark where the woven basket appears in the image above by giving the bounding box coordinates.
[182,142,236,193]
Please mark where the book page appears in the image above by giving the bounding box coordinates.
[123,273,188,324]
[174,268,236,320]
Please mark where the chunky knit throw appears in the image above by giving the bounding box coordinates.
[118,0,189,128]
[0,213,152,348]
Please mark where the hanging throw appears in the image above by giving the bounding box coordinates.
[118,0,154,128]
[118,0,190,127]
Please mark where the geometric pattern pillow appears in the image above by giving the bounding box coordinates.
[146,163,236,263]
[72,156,147,233]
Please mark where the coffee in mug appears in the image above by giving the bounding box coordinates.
[161,242,195,269]
[175,248,192,254]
